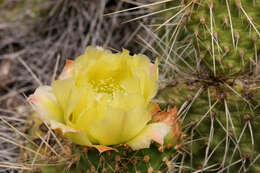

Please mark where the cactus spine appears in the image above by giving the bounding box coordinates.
[18,0,260,172]
[154,0,260,172]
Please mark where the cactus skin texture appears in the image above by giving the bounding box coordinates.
[158,79,260,172]
[153,0,260,172]
[186,0,260,76]
[162,0,260,77]
[23,114,182,173]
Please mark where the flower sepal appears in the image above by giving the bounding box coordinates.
[152,105,183,149]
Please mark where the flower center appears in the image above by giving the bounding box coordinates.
[89,77,122,94]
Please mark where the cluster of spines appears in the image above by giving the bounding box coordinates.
[157,78,260,171]
[183,0,260,76]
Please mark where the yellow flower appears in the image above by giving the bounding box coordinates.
[28,46,172,151]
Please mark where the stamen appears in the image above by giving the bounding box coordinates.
[89,77,122,94]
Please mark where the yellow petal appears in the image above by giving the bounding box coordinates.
[65,131,92,146]
[87,106,151,145]
[74,46,116,84]
[149,59,158,82]
[58,60,74,80]
[50,120,77,133]
[128,55,158,102]
[127,122,171,150]
[142,74,157,102]
[73,91,108,144]
[120,78,141,95]
[28,86,63,123]
[52,78,73,110]
[50,120,92,146]
[52,78,83,125]
[111,91,146,110]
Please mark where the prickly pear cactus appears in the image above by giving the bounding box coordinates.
[23,46,183,173]
[159,0,260,76]
[149,0,260,172]
[186,0,260,76]
[158,78,260,172]
[23,115,180,173]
